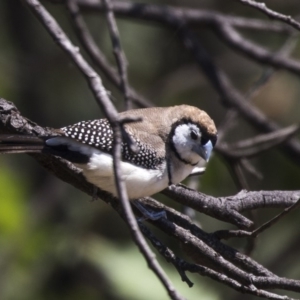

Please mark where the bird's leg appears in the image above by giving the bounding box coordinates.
[133,200,167,221]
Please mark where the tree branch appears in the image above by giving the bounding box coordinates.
[76,0,293,33]
[22,1,183,299]
[238,0,300,32]
[66,0,152,108]
[1,96,300,298]
[4,1,300,299]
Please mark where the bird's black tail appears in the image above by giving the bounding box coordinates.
[0,134,95,164]
[0,134,45,154]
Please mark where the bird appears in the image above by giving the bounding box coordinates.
[0,105,217,200]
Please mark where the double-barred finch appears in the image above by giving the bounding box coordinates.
[0,105,217,200]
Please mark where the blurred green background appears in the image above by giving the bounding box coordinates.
[0,0,300,299]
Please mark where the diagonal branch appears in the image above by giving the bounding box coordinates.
[102,0,132,110]
[218,125,299,158]
[237,0,300,31]
[66,0,300,166]
[174,24,300,165]
[164,184,300,227]
[66,0,152,108]
[214,22,300,76]
[76,0,293,33]
[22,1,183,299]
[75,1,300,75]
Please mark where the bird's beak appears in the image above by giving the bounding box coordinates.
[193,140,213,162]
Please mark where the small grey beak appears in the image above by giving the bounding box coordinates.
[193,140,213,162]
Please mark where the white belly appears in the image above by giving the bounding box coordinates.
[76,152,168,199]
[76,152,196,199]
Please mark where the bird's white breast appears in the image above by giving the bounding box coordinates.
[75,151,196,199]
[76,152,169,199]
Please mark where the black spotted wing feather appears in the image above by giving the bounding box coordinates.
[62,119,114,152]
[61,119,164,170]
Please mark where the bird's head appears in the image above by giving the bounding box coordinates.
[170,105,217,165]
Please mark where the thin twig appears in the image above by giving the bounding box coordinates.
[174,24,300,165]
[8,1,300,298]
[76,1,300,75]
[102,0,132,110]
[215,22,300,76]
[23,1,183,299]
[218,125,299,158]
[66,0,152,107]
[238,0,300,32]
[111,125,185,300]
[24,0,117,120]
[3,96,300,297]
[139,222,194,287]
[253,199,300,237]
[73,0,300,165]
[139,223,296,300]
[215,199,300,240]
[215,33,298,194]
[217,32,298,143]
[164,184,300,227]
[76,0,293,33]
[76,1,300,76]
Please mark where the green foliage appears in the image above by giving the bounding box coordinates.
[0,161,28,238]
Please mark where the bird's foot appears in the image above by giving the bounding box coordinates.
[133,200,167,221]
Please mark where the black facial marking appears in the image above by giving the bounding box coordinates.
[190,129,198,140]
[169,118,217,165]
[169,121,199,166]
[166,155,173,186]
[201,136,209,146]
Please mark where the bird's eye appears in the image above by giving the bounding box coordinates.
[190,130,198,140]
